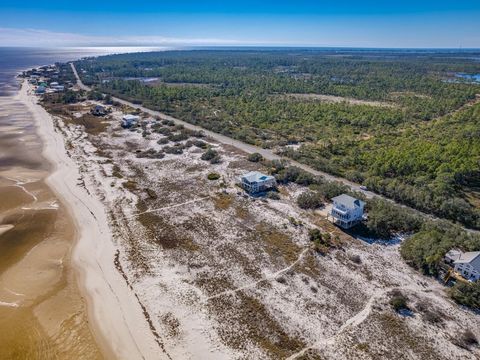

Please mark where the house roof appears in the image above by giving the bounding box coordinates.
[241,171,274,183]
[454,251,480,264]
[332,194,364,209]
[123,114,140,121]
[445,249,462,261]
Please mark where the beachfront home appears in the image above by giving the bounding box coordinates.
[35,85,46,94]
[51,85,65,92]
[329,194,365,229]
[91,105,107,116]
[240,171,276,194]
[453,251,480,282]
[121,114,140,128]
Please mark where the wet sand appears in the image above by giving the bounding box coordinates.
[0,87,102,358]
[19,81,160,359]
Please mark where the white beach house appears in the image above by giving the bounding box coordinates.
[240,171,276,194]
[453,251,480,282]
[329,194,365,229]
[121,114,140,128]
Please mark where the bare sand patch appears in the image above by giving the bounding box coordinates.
[282,93,396,107]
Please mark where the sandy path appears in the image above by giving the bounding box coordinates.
[18,81,163,360]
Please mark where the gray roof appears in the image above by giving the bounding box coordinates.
[241,171,274,183]
[123,114,140,121]
[454,251,480,264]
[332,194,364,209]
[445,249,462,261]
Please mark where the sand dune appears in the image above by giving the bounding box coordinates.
[18,81,160,360]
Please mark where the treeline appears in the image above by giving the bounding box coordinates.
[400,221,480,276]
[75,50,480,228]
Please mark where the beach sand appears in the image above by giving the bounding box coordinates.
[18,80,160,360]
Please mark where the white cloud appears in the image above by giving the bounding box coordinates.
[0,27,273,47]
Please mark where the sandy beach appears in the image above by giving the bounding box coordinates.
[18,80,161,360]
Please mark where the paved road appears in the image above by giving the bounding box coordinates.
[70,62,478,233]
[70,63,373,195]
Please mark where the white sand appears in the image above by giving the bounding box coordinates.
[17,81,161,360]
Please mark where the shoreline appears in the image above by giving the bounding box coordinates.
[17,80,160,360]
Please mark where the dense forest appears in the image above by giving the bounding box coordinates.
[74,49,480,228]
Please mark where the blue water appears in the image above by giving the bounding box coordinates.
[455,73,480,83]
[0,47,164,96]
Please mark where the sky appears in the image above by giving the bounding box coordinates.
[0,1,479,48]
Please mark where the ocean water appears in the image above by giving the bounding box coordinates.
[0,47,143,359]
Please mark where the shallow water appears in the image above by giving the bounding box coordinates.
[0,48,107,359]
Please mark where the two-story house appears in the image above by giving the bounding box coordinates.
[454,251,480,282]
[240,171,276,194]
[329,194,365,229]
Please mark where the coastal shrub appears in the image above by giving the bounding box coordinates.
[366,197,422,238]
[266,191,280,200]
[449,282,480,310]
[168,132,189,142]
[157,137,169,145]
[191,130,205,138]
[201,148,220,162]
[415,301,443,324]
[247,152,263,162]
[309,228,332,253]
[297,191,323,210]
[312,181,350,201]
[157,127,172,135]
[161,119,175,126]
[309,228,323,242]
[193,140,208,149]
[87,90,104,101]
[207,172,221,181]
[389,290,409,312]
[62,90,78,104]
[288,217,303,227]
[400,221,480,275]
[163,146,183,155]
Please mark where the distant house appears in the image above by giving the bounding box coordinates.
[329,194,365,229]
[240,171,276,194]
[35,85,46,94]
[51,85,65,92]
[453,251,480,282]
[121,114,140,128]
[91,105,107,116]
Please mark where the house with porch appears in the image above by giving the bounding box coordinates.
[453,251,480,282]
[329,194,365,229]
[240,171,276,194]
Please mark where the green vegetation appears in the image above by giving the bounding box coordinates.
[389,290,410,312]
[400,221,480,275]
[207,172,221,181]
[365,198,422,238]
[76,50,480,228]
[449,282,480,311]
[309,228,333,253]
[296,191,323,210]
[247,152,263,162]
[201,148,221,163]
